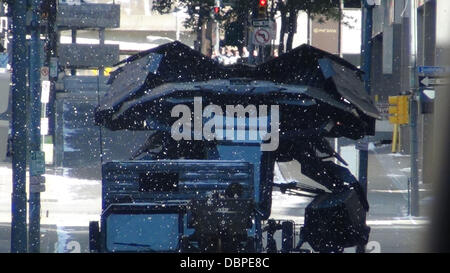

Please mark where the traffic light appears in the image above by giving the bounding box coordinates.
[388,95,409,125]
[258,0,268,18]
[213,0,221,15]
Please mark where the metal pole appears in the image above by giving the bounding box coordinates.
[359,2,373,198]
[46,0,58,143]
[175,9,180,41]
[214,20,220,55]
[338,0,343,58]
[71,29,76,75]
[248,1,259,64]
[29,0,43,253]
[97,28,105,165]
[10,0,28,253]
[99,28,105,77]
[356,1,374,254]
[409,0,420,217]
[362,3,373,96]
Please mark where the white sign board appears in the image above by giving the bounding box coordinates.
[252,28,272,46]
[251,20,276,46]
[252,20,271,27]
[41,118,49,136]
[420,77,449,87]
[41,80,51,103]
[30,151,45,176]
[418,66,450,76]
[30,176,46,193]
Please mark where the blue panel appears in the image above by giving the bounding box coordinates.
[147,53,163,74]
[216,144,261,204]
[318,58,336,79]
[106,213,180,252]
[215,144,262,247]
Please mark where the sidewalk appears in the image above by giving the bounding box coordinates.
[0,162,101,253]
[270,144,431,252]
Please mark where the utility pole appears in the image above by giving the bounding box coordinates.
[257,0,268,64]
[10,0,28,253]
[213,0,221,54]
[357,0,375,254]
[29,0,44,253]
[408,0,419,217]
[359,0,374,201]
[248,0,259,64]
[43,0,58,143]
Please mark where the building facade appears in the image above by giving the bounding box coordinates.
[369,0,448,185]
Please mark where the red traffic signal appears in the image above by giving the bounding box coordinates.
[213,0,221,14]
[258,0,268,18]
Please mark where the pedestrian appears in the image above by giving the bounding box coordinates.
[217,47,228,64]
[228,50,240,65]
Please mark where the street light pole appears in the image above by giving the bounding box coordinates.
[408,0,420,217]
[248,0,259,65]
[10,0,28,253]
[356,0,375,253]
[359,0,374,203]
[29,0,44,253]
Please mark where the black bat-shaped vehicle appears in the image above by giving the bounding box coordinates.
[90,42,380,253]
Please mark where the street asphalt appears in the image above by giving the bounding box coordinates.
[0,145,431,253]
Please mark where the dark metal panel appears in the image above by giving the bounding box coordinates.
[58,44,119,68]
[63,76,109,93]
[319,58,380,119]
[382,0,394,74]
[100,54,159,112]
[54,92,149,169]
[56,4,120,29]
[101,160,254,210]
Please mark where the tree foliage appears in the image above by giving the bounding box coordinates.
[154,0,216,30]
[154,0,343,53]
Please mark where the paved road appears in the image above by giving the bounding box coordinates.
[0,145,431,253]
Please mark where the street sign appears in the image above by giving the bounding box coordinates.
[422,89,435,99]
[50,57,58,78]
[30,176,45,193]
[417,66,450,76]
[30,151,45,176]
[41,80,51,103]
[40,66,49,81]
[41,118,49,136]
[252,19,271,27]
[251,20,276,46]
[253,28,271,46]
[419,76,449,87]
